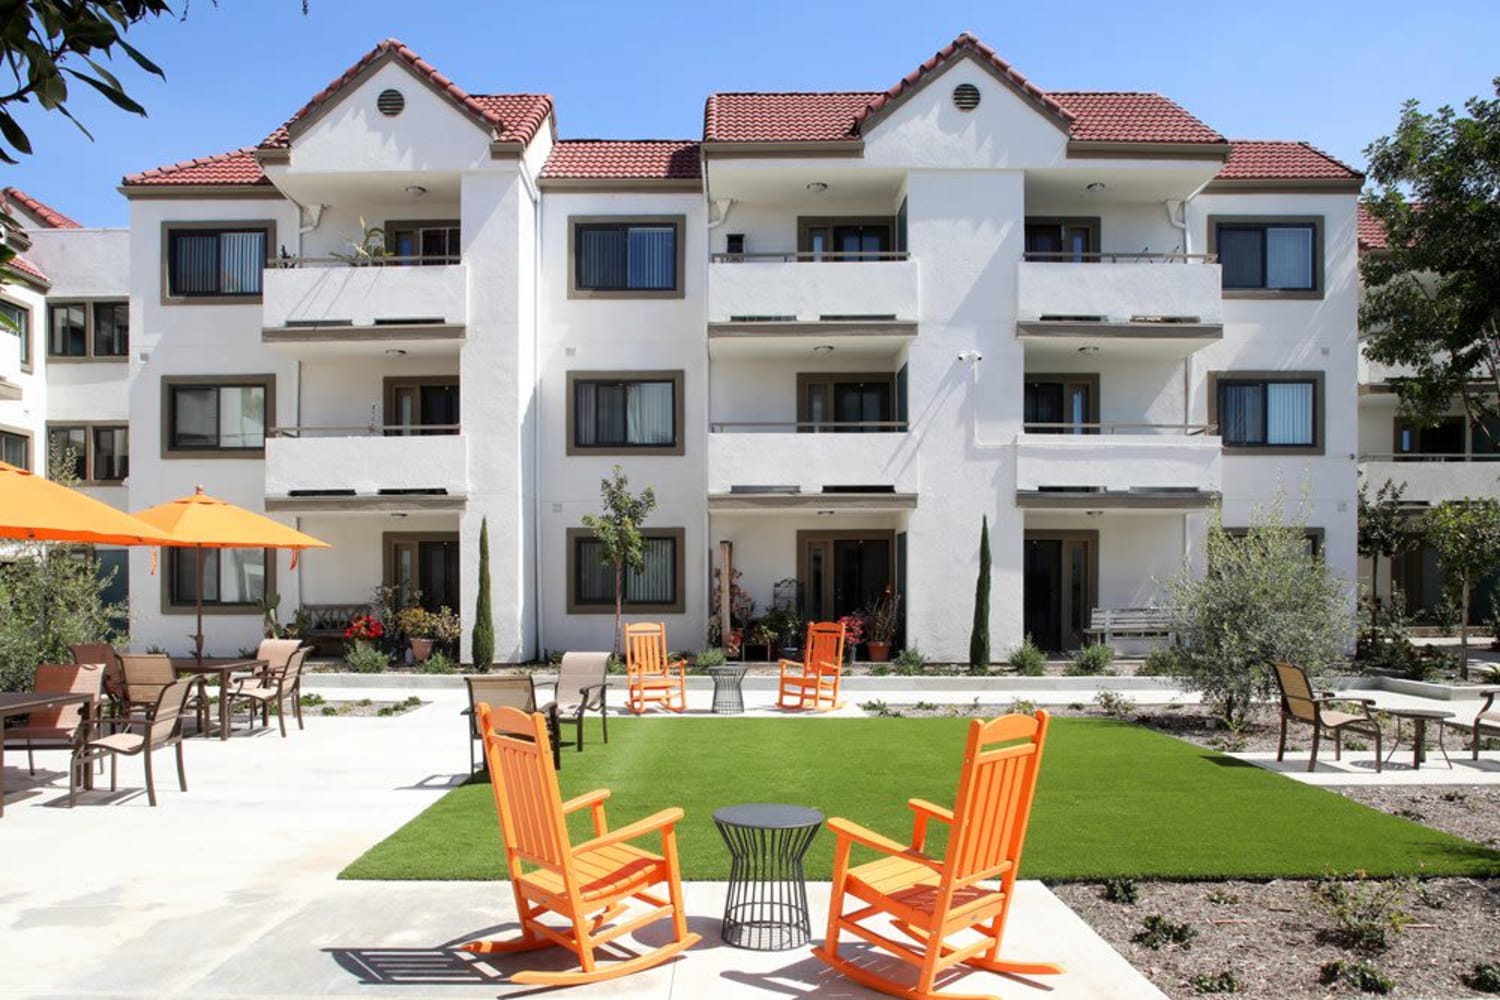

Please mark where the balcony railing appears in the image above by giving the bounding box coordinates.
[265,428,467,498]
[1016,259,1223,330]
[709,421,907,432]
[269,424,461,438]
[1359,455,1500,505]
[1017,430,1222,493]
[710,251,910,263]
[262,260,466,330]
[708,429,917,494]
[1022,422,1217,436]
[1022,251,1217,264]
[708,257,919,325]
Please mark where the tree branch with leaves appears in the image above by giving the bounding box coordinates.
[580,466,656,656]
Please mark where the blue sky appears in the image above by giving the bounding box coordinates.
[5,0,1497,227]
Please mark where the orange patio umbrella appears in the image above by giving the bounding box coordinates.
[132,487,330,660]
[0,460,176,546]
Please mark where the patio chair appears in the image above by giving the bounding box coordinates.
[70,643,124,717]
[69,676,200,807]
[776,621,847,711]
[2,663,104,776]
[119,653,210,736]
[461,703,699,986]
[225,645,312,737]
[1271,662,1382,773]
[623,623,687,715]
[464,675,559,772]
[814,711,1063,1000]
[538,652,609,755]
[1442,687,1500,760]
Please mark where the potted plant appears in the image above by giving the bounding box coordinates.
[395,606,437,663]
[839,613,865,663]
[430,606,461,658]
[865,586,901,662]
[708,567,756,659]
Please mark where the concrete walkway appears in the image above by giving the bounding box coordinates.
[0,684,1166,1000]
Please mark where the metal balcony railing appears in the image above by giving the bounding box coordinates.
[1022,251,1217,264]
[1022,422,1218,436]
[710,251,910,263]
[269,424,461,438]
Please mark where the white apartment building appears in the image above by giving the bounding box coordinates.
[14,34,1366,662]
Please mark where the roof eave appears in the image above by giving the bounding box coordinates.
[537,177,703,192]
[701,139,864,159]
[118,184,283,201]
[1203,177,1365,194]
[1067,140,1232,161]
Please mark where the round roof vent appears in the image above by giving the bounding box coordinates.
[953,83,981,112]
[376,88,405,117]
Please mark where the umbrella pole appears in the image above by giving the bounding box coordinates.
[195,545,205,662]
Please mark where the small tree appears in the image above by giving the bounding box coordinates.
[1423,498,1500,678]
[969,515,991,672]
[1358,479,1416,626]
[1167,499,1353,728]
[581,466,656,656]
[471,517,494,668]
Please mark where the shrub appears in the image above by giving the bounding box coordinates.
[1318,959,1394,995]
[1463,963,1500,994]
[970,515,990,671]
[696,647,726,668]
[0,543,128,692]
[1138,645,1182,677]
[1310,872,1412,952]
[344,640,389,674]
[893,645,926,673]
[415,650,457,674]
[1132,914,1195,950]
[472,518,494,667]
[1100,877,1138,904]
[300,693,326,707]
[1166,497,1354,727]
[1189,971,1242,994]
[1093,689,1136,718]
[1008,635,1047,676]
[1067,643,1115,676]
[1007,698,1038,715]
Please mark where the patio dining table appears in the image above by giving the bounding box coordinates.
[0,691,93,817]
[170,658,265,741]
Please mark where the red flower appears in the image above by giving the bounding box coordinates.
[344,614,384,641]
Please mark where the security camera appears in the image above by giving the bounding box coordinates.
[957,350,983,362]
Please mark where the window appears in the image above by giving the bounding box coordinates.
[50,423,128,482]
[48,426,87,480]
[0,298,30,369]
[47,301,127,359]
[799,218,894,262]
[1396,417,1465,461]
[567,371,683,455]
[798,373,901,433]
[1211,218,1320,294]
[384,378,460,435]
[0,429,29,469]
[165,224,270,299]
[1473,416,1500,460]
[385,221,460,265]
[1024,218,1099,262]
[567,527,684,614]
[570,217,683,297]
[1024,375,1099,434]
[1224,527,1324,559]
[167,547,268,608]
[163,377,272,456]
[1212,373,1321,452]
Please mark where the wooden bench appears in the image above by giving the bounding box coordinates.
[1083,607,1176,650]
[297,604,366,657]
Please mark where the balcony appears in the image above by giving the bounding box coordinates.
[262,260,466,354]
[1016,425,1222,509]
[1016,257,1222,356]
[264,427,468,512]
[707,424,917,510]
[707,255,918,357]
[1359,456,1500,506]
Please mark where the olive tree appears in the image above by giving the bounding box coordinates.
[1424,498,1500,678]
[1167,499,1353,728]
[580,466,656,656]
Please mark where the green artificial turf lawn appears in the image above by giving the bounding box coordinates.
[341,717,1500,882]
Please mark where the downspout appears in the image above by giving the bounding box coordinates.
[1165,183,1213,434]
[519,152,544,661]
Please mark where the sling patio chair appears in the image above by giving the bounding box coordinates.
[70,675,200,807]
[814,711,1062,1000]
[1271,661,1382,773]
[776,621,847,711]
[70,643,124,718]
[1442,687,1500,760]
[120,653,211,737]
[3,663,104,778]
[623,623,687,715]
[224,645,313,738]
[464,675,559,772]
[461,703,699,986]
[538,652,609,755]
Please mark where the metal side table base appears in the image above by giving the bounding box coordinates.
[714,803,822,950]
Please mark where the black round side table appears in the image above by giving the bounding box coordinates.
[713,802,823,950]
[706,665,748,714]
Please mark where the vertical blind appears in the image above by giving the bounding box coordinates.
[575,380,675,446]
[576,224,676,290]
[575,536,676,604]
[1221,380,1314,446]
[170,230,265,296]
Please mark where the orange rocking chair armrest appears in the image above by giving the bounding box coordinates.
[827,816,943,871]
[574,806,686,855]
[907,798,954,851]
[813,659,841,673]
[561,788,612,814]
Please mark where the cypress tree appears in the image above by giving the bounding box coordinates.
[472,517,494,668]
[969,515,991,672]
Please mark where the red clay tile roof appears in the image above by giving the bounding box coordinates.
[858,33,1073,130]
[1357,204,1388,252]
[1,187,81,228]
[1216,140,1362,181]
[1048,92,1224,144]
[5,252,50,284]
[704,92,877,143]
[541,140,701,180]
[122,147,270,187]
[257,39,552,149]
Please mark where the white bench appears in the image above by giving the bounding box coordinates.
[1084,607,1176,654]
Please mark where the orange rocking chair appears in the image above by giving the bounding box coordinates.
[464,703,700,985]
[776,621,846,711]
[623,622,688,715]
[814,711,1063,1000]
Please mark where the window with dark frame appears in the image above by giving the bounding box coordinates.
[1223,527,1323,559]
[47,423,129,482]
[168,382,267,451]
[0,299,28,368]
[168,547,267,606]
[573,532,678,607]
[1216,221,1316,291]
[386,222,461,265]
[1217,377,1317,448]
[800,373,899,433]
[167,227,267,297]
[49,303,86,357]
[93,302,128,356]
[46,301,127,359]
[574,221,678,291]
[573,377,677,448]
[0,430,29,469]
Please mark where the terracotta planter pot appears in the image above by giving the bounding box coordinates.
[409,637,434,663]
[866,640,891,662]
